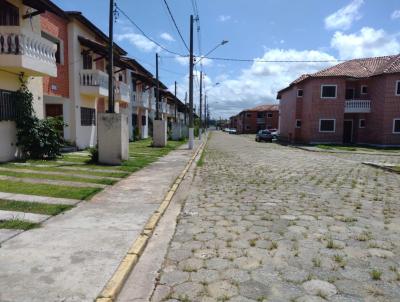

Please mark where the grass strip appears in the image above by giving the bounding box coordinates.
[0,199,73,216]
[0,170,116,185]
[0,180,100,200]
[0,219,40,230]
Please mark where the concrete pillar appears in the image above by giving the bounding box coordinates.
[98,113,129,165]
[153,119,167,147]
[188,128,194,149]
[171,122,182,141]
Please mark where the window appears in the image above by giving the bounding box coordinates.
[257,112,265,118]
[80,107,96,126]
[0,89,17,121]
[0,0,19,26]
[345,88,355,100]
[246,113,251,118]
[296,119,301,128]
[246,125,250,130]
[41,32,62,64]
[297,89,303,97]
[393,119,400,134]
[361,85,368,94]
[267,113,273,118]
[132,113,137,126]
[319,119,335,132]
[359,119,366,128]
[141,115,147,126]
[321,85,337,98]
[396,81,400,96]
[82,52,93,70]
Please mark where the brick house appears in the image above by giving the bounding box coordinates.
[277,55,400,146]
[230,104,279,134]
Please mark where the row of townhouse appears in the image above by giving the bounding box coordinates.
[0,0,188,162]
[229,104,279,134]
[277,55,400,146]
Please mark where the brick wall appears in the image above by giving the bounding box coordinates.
[41,12,69,98]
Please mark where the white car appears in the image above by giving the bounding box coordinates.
[228,128,237,134]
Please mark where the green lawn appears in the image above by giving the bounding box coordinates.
[0,199,73,216]
[0,219,39,230]
[315,144,400,153]
[0,170,116,185]
[0,180,100,200]
[0,139,186,201]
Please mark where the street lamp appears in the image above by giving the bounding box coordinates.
[195,40,229,65]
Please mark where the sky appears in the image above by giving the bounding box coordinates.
[53,0,400,118]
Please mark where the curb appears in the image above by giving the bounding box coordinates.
[293,145,400,157]
[362,162,400,174]
[95,138,207,302]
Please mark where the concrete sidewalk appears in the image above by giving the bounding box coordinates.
[0,142,200,302]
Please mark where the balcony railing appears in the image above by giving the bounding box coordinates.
[0,27,57,76]
[345,99,371,113]
[115,81,130,103]
[256,117,265,124]
[79,69,108,97]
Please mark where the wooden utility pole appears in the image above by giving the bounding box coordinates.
[107,0,115,113]
[188,14,194,149]
[155,53,160,120]
[199,71,203,139]
[174,81,177,121]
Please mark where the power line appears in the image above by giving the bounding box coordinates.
[205,56,346,63]
[162,0,189,52]
[115,3,186,57]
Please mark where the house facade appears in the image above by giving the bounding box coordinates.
[0,0,58,161]
[230,104,279,134]
[278,55,400,146]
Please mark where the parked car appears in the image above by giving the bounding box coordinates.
[271,130,279,140]
[223,128,230,132]
[228,128,237,134]
[255,130,273,142]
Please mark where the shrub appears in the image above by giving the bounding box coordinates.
[14,83,65,159]
[88,147,99,163]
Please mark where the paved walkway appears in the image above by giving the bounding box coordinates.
[151,132,400,302]
[0,142,200,302]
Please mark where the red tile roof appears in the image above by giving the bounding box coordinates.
[278,54,400,97]
[247,104,279,112]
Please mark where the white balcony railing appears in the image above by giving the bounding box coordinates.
[345,99,371,113]
[256,117,265,124]
[115,81,130,103]
[0,27,57,76]
[79,69,108,97]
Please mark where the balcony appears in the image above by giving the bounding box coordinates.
[115,81,130,103]
[79,69,108,97]
[0,27,57,77]
[344,99,371,113]
[256,117,265,124]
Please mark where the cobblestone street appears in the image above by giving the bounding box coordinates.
[152,132,400,302]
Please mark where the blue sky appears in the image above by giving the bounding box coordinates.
[53,0,400,118]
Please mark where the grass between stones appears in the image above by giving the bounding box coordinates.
[0,180,100,200]
[0,170,116,185]
[0,199,73,216]
[0,219,39,230]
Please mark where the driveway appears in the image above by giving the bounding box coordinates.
[151,131,400,301]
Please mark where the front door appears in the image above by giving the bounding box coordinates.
[343,120,353,144]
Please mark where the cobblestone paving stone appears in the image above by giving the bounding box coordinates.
[151,132,400,302]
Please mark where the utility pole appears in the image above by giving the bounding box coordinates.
[199,71,203,140]
[107,0,115,113]
[188,14,194,149]
[204,94,207,130]
[155,53,160,120]
[174,81,177,121]
[184,92,187,125]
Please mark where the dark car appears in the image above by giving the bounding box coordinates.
[255,130,273,142]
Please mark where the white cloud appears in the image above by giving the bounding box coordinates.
[193,49,337,118]
[331,27,400,59]
[391,10,400,20]
[325,0,364,30]
[115,32,161,52]
[218,15,231,22]
[160,32,175,42]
